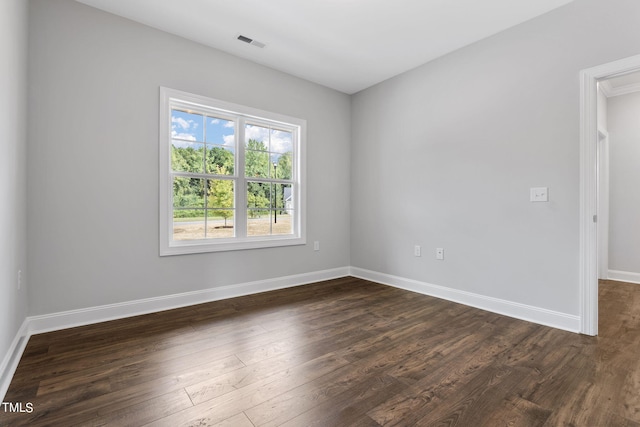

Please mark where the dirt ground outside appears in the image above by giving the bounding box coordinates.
[173,215,292,240]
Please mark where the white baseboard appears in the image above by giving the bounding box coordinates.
[608,270,640,285]
[27,267,351,335]
[2,264,583,401]
[0,266,347,401]
[349,267,581,333]
[0,319,29,402]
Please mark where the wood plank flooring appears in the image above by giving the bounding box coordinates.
[2,277,640,426]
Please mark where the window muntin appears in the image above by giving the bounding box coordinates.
[160,88,305,255]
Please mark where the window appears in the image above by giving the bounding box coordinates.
[160,87,306,255]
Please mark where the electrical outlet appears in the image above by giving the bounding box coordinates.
[436,248,444,260]
[414,245,421,257]
[530,187,549,202]
[314,241,320,251]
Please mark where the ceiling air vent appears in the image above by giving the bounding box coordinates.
[237,34,266,49]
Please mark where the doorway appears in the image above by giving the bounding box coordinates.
[580,53,640,336]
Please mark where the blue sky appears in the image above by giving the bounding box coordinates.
[172,109,293,154]
[171,109,235,148]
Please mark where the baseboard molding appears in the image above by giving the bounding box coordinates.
[27,267,350,335]
[350,267,581,333]
[3,264,583,401]
[0,319,29,402]
[608,270,640,285]
[0,266,347,401]
[25,265,583,336]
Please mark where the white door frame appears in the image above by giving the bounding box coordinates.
[597,128,609,281]
[580,53,640,335]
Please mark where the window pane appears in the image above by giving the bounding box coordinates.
[207,210,234,238]
[245,124,269,150]
[207,179,234,239]
[248,182,272,236]
[245,150,269,177]
[272,210,293,235]
[272,183,290,210]
[206,117,234,145]
[171,142,204,173]
[277,183,293,213]
[207,179,234,210]
[173,209,205,240]
[206,145,234,175]
[272,183,293,235]
[246,182,293,236]
[271,129,292,153]
[271,152,292,180]
[173,177,205,208]
[248,210,271,236]
[247,210,293,236]
[172,109,204,142]
[247,181,271,209]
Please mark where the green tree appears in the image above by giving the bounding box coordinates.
[171,141,293,221]
[171,145,204,173]
[276,152,292,180]
[206,146,234,174]
[173,177,205,218]
[208,167,234,226]
[245,139,270,219]
[245,139,269,177]
[247,181,270,218]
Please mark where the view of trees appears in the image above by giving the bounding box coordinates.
[208,168,234,226]
[172,139,292,222]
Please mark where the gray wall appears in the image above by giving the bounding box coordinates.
[20,0,640,323]
[351,0,640,316]
[608,92,640,275]
[0,0,29,367]
[27,0,351,315]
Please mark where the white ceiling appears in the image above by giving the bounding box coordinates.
[76,0,575,94]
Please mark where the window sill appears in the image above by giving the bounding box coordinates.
[160,235,307,256]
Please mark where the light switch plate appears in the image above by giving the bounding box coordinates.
[530,187,548,202]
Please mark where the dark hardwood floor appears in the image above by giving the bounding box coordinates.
[2,277,640,426]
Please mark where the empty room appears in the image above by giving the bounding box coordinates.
[2,0,640,425]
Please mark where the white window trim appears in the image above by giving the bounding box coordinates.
[159,87,306,256]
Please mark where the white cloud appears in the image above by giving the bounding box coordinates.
[172,139,199,149]
[172,116,190,130]
[270,130,293,153]
[223,135,235,146]
[245,126,292,153]
[210,118,234,128]
[245,125,269,142]
[172,129,196,141]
